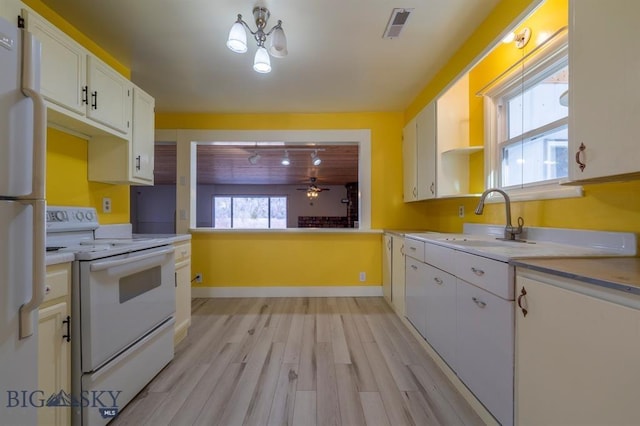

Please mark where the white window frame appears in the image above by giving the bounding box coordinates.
[213,195,287,229]
[483,32,582,202]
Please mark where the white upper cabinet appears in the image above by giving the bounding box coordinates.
[569,0,640,182]
[403,101,436,202]
[22,7,138,139]
[22,9,87,115]
[86,56,132,135]
[131,87,155,183]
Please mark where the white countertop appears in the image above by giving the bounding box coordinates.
[133,233,191,243]
[46,252,75,266]
[405,225,637,262]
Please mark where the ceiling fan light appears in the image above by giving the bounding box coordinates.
[227,21,248,53]
[253,46,272,73]
[281,150,290,166]
[268,26,288,58]
[311,150,322,166]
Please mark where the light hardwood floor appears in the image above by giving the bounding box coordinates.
[112,297,484,426]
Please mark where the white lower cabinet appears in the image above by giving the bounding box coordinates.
[383,233,407,316]
[173,240,191,345]
[516,269,640,425]
[405,258,427,337]
[423,265,456,369]
[38,263,71,426]
[456,279,514,426]
[382,234,392,304]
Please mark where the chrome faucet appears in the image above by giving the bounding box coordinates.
[475,188,524,240]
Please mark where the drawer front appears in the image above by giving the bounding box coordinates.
[173,241,191,263]
[404,237,425,261]
[43,263,71,304]
[454,251,513,300]
[424,242,455,272]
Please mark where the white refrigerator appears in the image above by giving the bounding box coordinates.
[0,15,46,425]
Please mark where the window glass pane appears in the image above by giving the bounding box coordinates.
[233,197,269,229]
[502,126,568,187]
[270,197,287,229]
[507,65,568,139]
[213,197,231,229]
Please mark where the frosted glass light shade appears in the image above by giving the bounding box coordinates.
[268,27,288,58]
[227,22,247,53]
[253,46,271,73]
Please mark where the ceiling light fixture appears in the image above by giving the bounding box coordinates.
[281,150,290,166]
[248,151,261,165]
[226,7,287,74]
[502,27,531,49]
[311,150,322,166]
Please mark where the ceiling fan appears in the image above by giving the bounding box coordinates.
[297,177,330,198]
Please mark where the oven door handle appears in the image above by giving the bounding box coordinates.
[89,247,174,272]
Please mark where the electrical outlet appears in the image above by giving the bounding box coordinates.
[458,205,464,218]
[195,273,203,283]
[359,272,366,282]
[102,197,111,213]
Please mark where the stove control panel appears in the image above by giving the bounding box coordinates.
[46,206,99,232]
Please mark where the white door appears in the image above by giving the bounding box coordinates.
[0,201,38,424]
[0,17,33,197]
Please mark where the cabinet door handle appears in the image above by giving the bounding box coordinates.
[400,244,404,256]
[410,264,418,270]
[136,155,141,171]
[471,267,485,276]
[575,142,586,172]
[517,286,528,317]
[433,277,443,285]
[175,272,178,288]
[91,91,98,109]
[430,182,435,195]
[472,297,487,308]
[387,239,391,250]
[412,187,417,198]
[82,86,88,105]
[62,315,71,342]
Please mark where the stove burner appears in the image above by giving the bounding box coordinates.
[46,246,66,252]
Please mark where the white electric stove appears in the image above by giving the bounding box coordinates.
[46,206,175,425]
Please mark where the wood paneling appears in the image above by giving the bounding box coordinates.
[152,144,359,186]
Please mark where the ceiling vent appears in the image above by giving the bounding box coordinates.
[382,8,413,39]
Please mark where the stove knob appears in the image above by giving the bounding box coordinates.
[76,211,85,221]
[55,211,65,221]
[86,211,95,221]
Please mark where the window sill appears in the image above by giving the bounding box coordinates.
[485,183,583,203]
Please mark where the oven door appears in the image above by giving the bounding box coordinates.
[79,245,175,371]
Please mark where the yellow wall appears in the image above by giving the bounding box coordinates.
[25,1,131,223]
[46,128,130,223]
[191,232,382,288]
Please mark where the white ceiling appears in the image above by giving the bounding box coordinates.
[39,0,501,114]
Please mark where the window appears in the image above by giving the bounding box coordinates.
[213,196,287,229]
[483,32,578,200]
[499,62,568,188]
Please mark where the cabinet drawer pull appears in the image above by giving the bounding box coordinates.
[410,264,418,270]
[44,285,51,295]
[136,155,141,171]
[471,267,485,276]
[472,297,487,308]
[575,142,586,172]
[409,246,416,251]
[433,277,443,285]
[517,286,528,317]
[62,315,71,342]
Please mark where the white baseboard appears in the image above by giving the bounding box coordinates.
[192,285,383,298]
